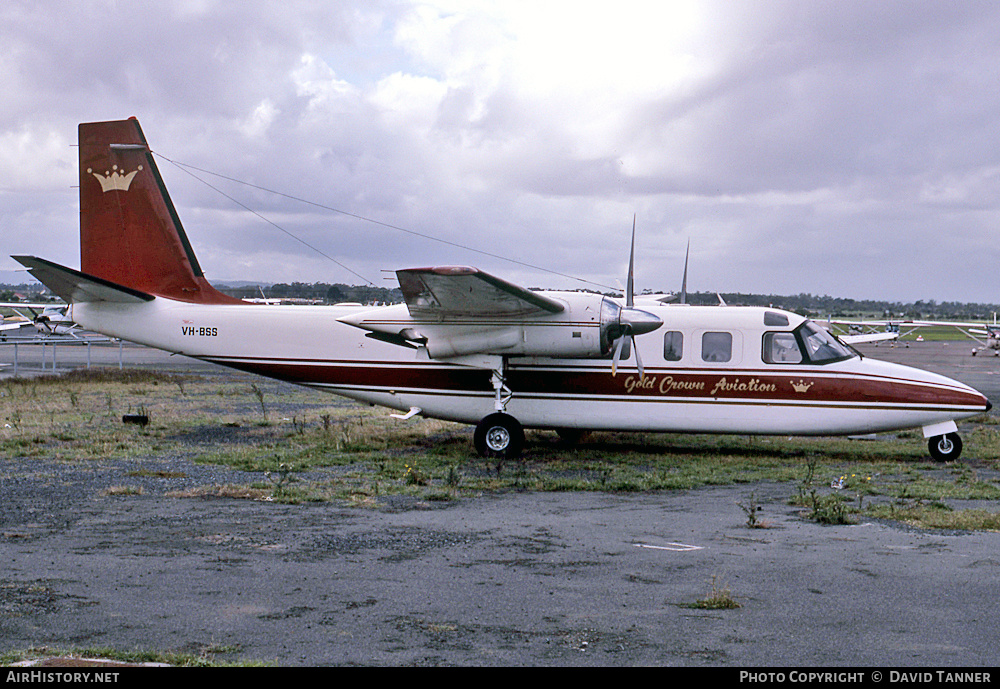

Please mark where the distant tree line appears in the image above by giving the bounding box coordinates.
[215,281,403,305]
[682,291,1000,321]
[5,280,999,319]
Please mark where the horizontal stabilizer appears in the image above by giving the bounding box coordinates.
[12,256,154,304]
[396,266,565,318]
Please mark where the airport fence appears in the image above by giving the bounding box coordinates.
[0,337,131,376]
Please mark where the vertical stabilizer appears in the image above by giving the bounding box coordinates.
[79,118,240,304]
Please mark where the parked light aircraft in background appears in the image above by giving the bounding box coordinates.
[825,324,900,346]
[11,118,993,461]
[0,303,77,337]
[965,322,1000,356]
[827,318,922,344]
[909,317,1000,356]
[829,317,1000,355]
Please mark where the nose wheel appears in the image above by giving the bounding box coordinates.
[928,433,962,462]
[474,412,524,458]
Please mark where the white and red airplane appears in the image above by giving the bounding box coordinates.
[12,118,992,461]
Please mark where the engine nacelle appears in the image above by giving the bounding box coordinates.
[339,293,662,360]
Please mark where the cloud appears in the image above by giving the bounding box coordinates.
[3,1,1000,303]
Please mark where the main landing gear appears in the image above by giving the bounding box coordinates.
[474,412,525,458]
[473,363,525,458]
[927,433,963,462]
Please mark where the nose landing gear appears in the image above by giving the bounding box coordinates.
[928,432,963,462]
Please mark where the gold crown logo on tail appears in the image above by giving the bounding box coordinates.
[88,165,143,192]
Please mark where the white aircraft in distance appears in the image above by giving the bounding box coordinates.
[826,318,933,345]
[11,118,993,461]
[831,317,1000,356]
[0,303,77,337]
[824,323,901,346]
[964,322,1000,356]
[903,316,1000,357]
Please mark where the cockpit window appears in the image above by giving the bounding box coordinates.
[799,321,854,364]
[763,332,803,363]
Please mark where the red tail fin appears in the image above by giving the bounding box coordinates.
[79,118,241,304]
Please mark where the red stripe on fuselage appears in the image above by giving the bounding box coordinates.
[202,357,987,410]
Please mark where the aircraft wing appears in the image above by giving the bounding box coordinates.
[396,267,565,319]
[838,332,899,345]
[0,301,64,309]
[11,256,154,304]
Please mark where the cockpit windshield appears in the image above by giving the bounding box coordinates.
[798,321,855,363]
[763,321,856,365]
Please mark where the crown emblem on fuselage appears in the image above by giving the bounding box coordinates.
[88,164,142,192]
[791,380,814,393]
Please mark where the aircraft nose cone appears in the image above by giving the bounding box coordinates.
[622,308,662,336]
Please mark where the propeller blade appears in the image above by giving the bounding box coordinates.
[680,239,689,305]
[610,216,658,380]
[627,215,635,308]
[634,337,645,379]
[612,334,626,376]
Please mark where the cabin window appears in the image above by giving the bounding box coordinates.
[663,331,683,361]
[763,332,803,364]
[701,331,732,362]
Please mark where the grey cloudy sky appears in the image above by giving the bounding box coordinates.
[3,0,1000,303]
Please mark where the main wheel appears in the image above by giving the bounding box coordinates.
[474,413,525,458]
[928,433,962,462]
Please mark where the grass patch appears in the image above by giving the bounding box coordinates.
[99,485,144,497]
[864,503,1000,531]
[2,366,999,527]
[0,644,267,667]
[684,576,742,610]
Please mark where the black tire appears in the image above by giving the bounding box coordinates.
[474,413,524,458]
[928,433,962,462]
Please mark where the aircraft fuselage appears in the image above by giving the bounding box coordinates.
[71,297,988,439]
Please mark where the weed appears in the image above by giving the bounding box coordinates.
[404,463,428,486]
[806,489,855,525]
[737,491,769,528]
[686,575,742,610]
[265,462,296,489]
[249,383,268,423]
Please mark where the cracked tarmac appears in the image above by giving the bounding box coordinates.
[1,342,999,666]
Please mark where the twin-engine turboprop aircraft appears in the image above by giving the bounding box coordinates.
[12,118,992,461]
